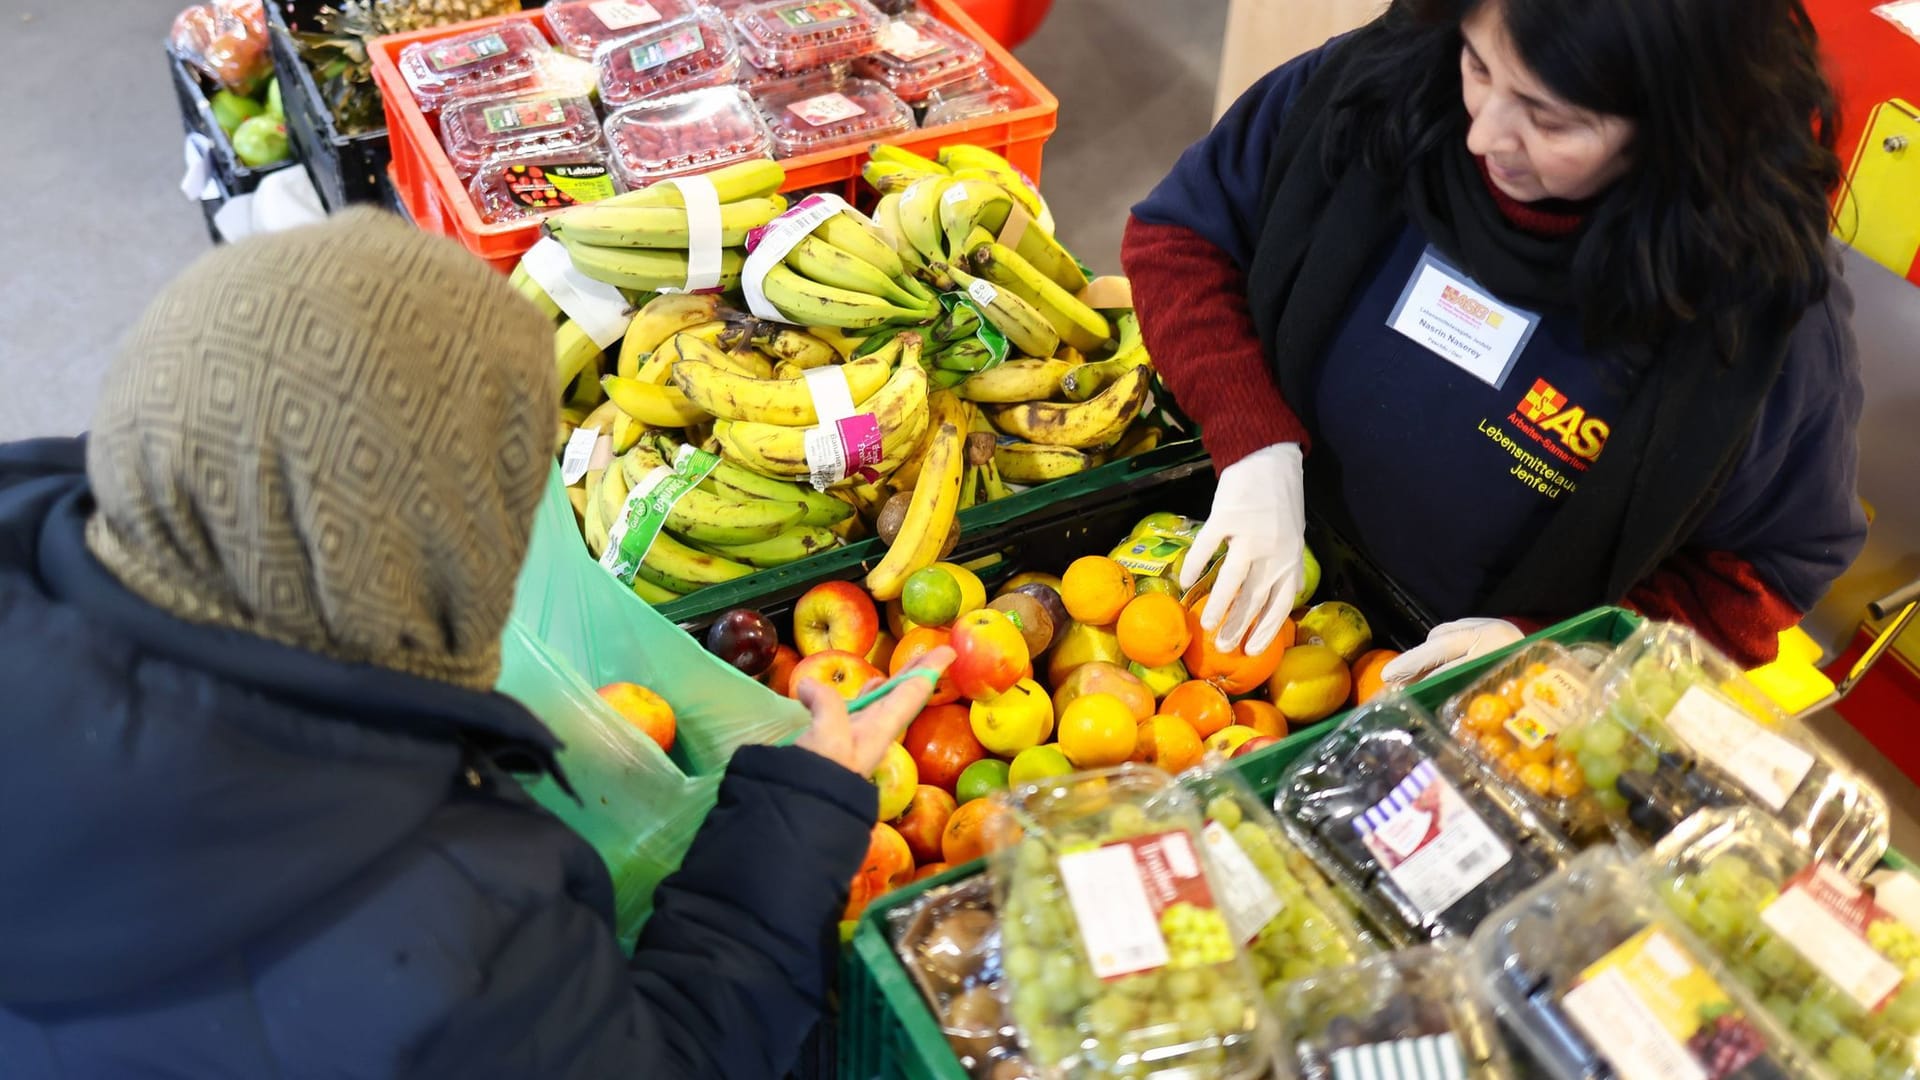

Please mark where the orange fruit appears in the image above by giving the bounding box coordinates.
[1132,715,1205,775]
[1162,680,1233,739]
[941,798,1013,866]
[1478,730,1519,760]
[891,625,959,705]
[1057,692,1139,768]
[1267,645,1352,723]
[1182,593,1291,694]
[1350,649,1399,705]
[1464,693,1513,734]
[1061,556,1135,626]
[1516,762,1554,797]
[1231,699,1288,738]
[1115,592,1191,668]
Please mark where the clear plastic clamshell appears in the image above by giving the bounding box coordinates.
[1273,944,1515,1080]
[397,19,552,113]
[602,86,774,189]
[728,0,888,74]
[544,0,699,59]
[592,9,742,109]
[439,92,602,177]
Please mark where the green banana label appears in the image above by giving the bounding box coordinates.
[601,447,720,586]
[934,291,1009,371]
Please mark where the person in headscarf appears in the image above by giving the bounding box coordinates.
[0,209,947,1079]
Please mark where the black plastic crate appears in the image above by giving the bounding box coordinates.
[266,4,392,210]
[168,46,296,202]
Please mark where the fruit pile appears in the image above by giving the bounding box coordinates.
[1440,643,1609,842]
[534,148,1175,609]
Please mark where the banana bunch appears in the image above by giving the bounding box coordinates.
[713,341,932,485]
[757,207,940,330]
[546,160,787,293]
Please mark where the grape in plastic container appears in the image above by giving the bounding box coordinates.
[1272,943,1514,1080]
[1274,694,1573,945]
[545,0,700,59]
[593,10,743,109]
[398,19,554,114]
[439,92,603,178]
[728,0,888,74]
[1176,761,1376,1003]
[1470,846,1827,1080]
[886,875,1038,1079]
[851,12,988,103]
[1646,808,1920,1080]
[989,764,1273,1079]
[1572,621,1889,875]
[602,86,775,189]
[756,76,913,158]
[467,146,619,223]
[1440,642,1611,844]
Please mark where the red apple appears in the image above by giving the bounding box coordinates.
[762,645,801,697]
[794,581,881,657]
[911,861,951,883]
[1231,735,1281,759]
[705,608,779,677]
[860,821,915,897]
[788,649,884,702]
[902,703,987,791]
[950,608,1030,702]
[895,784,957,864]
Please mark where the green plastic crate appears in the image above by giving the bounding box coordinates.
[836,606,1646,1080]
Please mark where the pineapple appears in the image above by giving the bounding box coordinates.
[295,0,521,135]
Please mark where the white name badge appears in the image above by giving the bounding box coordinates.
[1386,248,1540,388]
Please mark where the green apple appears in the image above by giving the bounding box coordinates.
[232,115,290,168]
[265,77,284,122]
[210,89,263,137]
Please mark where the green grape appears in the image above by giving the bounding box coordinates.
[1793,1000,1846,1047]
[1207,796,1243,830]
[1107,804,1148,836]
[1825,1035,1877,1075]
[1583,754,1624,792]
[1750,937,1804,984]
[1584,720,1629,758]
[1016,837,1051,876]
[1004,944,1043,983]
[1594,788,1630,814]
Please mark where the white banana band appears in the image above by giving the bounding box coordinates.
[560,426,601,486]
[740,193,856,324]
[522,236,633,348]
[801,364,881,490]
[656,174,724,294]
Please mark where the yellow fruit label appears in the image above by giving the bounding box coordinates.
[1560,926,1769,1080]
[1110,536,1189,577]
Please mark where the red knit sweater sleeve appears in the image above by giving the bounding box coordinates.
[1622,550,1801,666]
[1120,216,1309,468]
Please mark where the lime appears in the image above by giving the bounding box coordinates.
[902,566,963,627]
[1008,744,1074,787]
[955,758,1012,804]
[1134,574,1180,598]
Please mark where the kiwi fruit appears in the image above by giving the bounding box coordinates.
[876,492,914,546]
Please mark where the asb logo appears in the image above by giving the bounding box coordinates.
[1518,378,1609,462]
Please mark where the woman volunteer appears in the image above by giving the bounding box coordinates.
[0,211,949,1078]
[1123,0,1868,676]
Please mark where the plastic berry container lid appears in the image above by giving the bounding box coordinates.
[466,145,620,224]
[738,57,851,96]
[398,19,553,114]
[1470,846,1824,1080]
[1274,694,1573,945]
[756,75,912,158]
[851,12,987,103]
[602,86,774,189]
[728,0,887,74]
[593,10,742,109]
[439,92,602,178]
[544,0,700,59]
[1272,944,1515,1080]
[920,83,1016,129]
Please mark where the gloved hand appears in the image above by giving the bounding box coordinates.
[1181,443,1306,655]
[1381,618,1525,688]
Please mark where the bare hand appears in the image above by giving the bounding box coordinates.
[794,646,955,777]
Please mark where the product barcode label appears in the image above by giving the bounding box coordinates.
[788,91,867,127]
[1201,821,1285,945]
[966,278,998,307]
[1663,686,1814,811]
[1761,863,1905,1011]
[1355,761,1511,922]
[630,26,705,72]
[1328,1035,1469,1080]
[560,425,602,486]
[426,32,507,73]
[1057,831,1219,980]
[591,0,662,30]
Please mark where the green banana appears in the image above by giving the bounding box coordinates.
[697,525,841,568]
[933,338,998,373]
[896,176,955,272]
[816,210,910,283]
[620,447,805,545]
[548,196,786,249]
[656,435,853,527]
[969,242,1111,353]
[631,575,685,605]
[760,263,928,329]
[633,532,756,595]
[602,159,786,207]
[785,234,930,312]
[556,235,746,292]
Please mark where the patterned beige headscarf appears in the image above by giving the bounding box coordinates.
[85,209,554,690]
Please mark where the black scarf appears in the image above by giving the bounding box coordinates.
[1244,25,1791,620]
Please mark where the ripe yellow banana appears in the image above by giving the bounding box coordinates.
[939,144,1045,221]
[865,421,965,601]
[582,467,611,556]
[896,176,956,270]
[603,159,786,207]
[870,143,950,176]
[555,235,746,292]
[955,358,1076,404]
[947,266,1059,359]
[549,195,786,249]
[603,374,712,428]
[673,351,892,426]
[939,179,1014,261]
[617,294,724,379]
[578,398,621,435]
[970,242,1111,353]
[817,209,910,283]
[760,263,927,329]
[993,442,1090,483]
[633,531,756,595]
[554,319,603,397]
[1003,213,1089,293]
[1110,424,1164,459]
[1060,312,1150,402]
[713,362,930,480]
[510,260,564,322]
[892,389,972,490]
[987,364,1151,449]
[786,234,929,311]
[685,441,853,527]
[619,446,805,545]
[566,484,590,521]
[873,192,924,278]
[740,322,838,370]
[631,575,685,605]
[861,158,928,195]
[610,412,643,454]
[596,460,633,549]
[698,524,840,568]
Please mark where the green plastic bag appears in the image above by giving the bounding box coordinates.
[498,466,809,947]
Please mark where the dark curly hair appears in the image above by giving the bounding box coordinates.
[1324,0,1843,362]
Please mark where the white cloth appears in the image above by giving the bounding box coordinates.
[1181,443,1306,654]
[1382,617,1525,687]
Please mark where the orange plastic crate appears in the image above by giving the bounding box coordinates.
[368,0,1060,272]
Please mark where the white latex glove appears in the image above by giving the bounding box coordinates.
[1381,618,1525,688]
[1181,443,1306,655]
